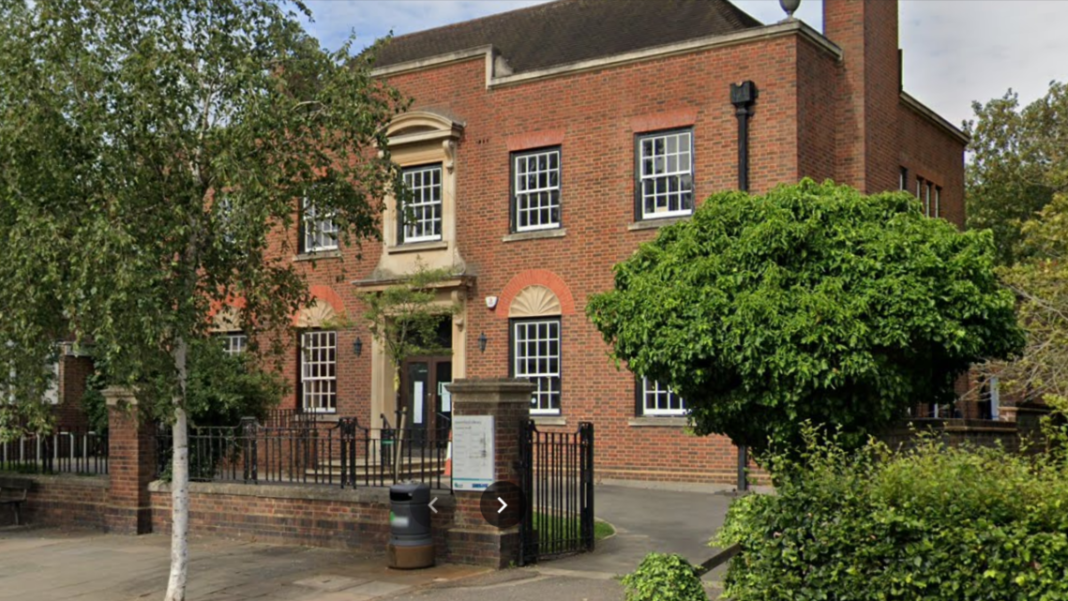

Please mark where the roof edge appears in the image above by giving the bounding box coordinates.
[372,20,842,89]
[900,92,970,145]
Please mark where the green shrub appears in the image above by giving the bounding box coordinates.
[621,552,707,601]
[715,428,1068,600]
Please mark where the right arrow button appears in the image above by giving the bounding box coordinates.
[478,481,525,528]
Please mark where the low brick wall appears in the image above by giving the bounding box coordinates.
[882,419,1022,453]
[149,481,457,557]
[0,473,109,529]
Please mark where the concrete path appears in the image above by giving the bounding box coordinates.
[0,528,485,601]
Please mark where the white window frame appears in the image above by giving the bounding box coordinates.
[221,333,248,356]
[300,330,337,414]
[638,129,694,220]
[934,186,942,218]
[925,182,933,217]
[513,148,562,232]
[302,198,339,253]
[640,377,686,417]
[899,167,908,191]
[400,164,443,244]
[512,319,561,415]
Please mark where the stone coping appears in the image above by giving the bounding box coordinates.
[0,473,109,489]
[149,480,456,507]
[447,379,535,396]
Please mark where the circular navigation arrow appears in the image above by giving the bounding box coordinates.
[479,481,524,528]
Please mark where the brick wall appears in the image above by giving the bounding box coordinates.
[54,355,93,431]
[148,482,456,557]
[0,474,108,529]
[251,6,966,485]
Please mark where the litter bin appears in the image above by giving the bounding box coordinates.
[388,482,435,569]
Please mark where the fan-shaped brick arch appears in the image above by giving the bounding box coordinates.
[497,270,575,319]
[292,285,347,327]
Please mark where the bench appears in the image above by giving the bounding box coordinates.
[0,480,31,526]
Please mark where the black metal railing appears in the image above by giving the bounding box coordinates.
[156,416,449,489]
[0,429,109,475]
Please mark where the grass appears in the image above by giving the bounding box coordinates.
[532,510,615,546]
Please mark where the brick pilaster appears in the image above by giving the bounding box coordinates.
[103,387,155,534]
[445,379,533,568]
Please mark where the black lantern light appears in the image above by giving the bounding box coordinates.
[353,336,363,357]
[478,332,488,353]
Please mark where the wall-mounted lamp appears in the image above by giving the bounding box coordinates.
[353,336,363,357]
[478,332,488,354]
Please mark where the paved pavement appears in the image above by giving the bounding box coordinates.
[0,528,486,601]
[0,482,741,601]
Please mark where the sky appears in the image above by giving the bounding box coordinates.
[301,0,1068,129]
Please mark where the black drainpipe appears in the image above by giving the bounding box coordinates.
[729,80,757,493]
[730,80,758,193]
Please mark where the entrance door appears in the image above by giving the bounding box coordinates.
[401,357,452,443]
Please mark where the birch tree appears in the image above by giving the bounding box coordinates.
[0,1,405,599]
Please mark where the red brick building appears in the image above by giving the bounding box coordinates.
[224,0,968,484]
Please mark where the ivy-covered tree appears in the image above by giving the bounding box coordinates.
[0,1,406,599]
[587,179,1025,456]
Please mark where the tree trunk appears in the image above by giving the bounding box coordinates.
[165,340,190,601]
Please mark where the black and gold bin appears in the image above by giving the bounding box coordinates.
[388,482,434,569]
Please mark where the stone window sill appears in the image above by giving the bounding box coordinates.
[293,249,342,262]
[387,240,449,255]
[627,215,690,231]
[531,415,567,427]
[502,228,567,243]
[628,416,688,428]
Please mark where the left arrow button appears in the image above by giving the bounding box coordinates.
[428,497,438,514]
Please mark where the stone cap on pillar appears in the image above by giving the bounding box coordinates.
[102,386,139,407]
[446,379,535,404]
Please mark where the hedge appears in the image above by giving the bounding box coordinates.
[715,431,1068,600]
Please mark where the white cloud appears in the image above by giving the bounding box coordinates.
[301,0,1067,128]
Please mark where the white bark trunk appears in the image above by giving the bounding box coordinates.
[165,340,190,601]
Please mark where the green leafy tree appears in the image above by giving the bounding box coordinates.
[587,179,1024,456]
[0,1,405,599]
[966,81,1068,266]
[976,193,1068,411]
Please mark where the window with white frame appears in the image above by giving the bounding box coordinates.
[934,186,942,218]
[899,167,909,191]
[300,330,336,413]
[302,198,339,253]
[637,130,694,220]
[640,377,686,416]
[400,164,443,243]
[512,319,561,414]
[221,333,247,356]
[512,148,561,231]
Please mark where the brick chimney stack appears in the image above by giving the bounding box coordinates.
[823,0,901,193]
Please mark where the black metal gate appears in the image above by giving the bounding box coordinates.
[519,420,595,565]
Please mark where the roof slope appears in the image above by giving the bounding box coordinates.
[374,0,763,73]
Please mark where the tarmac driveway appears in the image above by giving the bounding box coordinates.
[550,482,734,576]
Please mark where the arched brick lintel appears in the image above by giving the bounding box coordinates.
[496,270,576,319]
